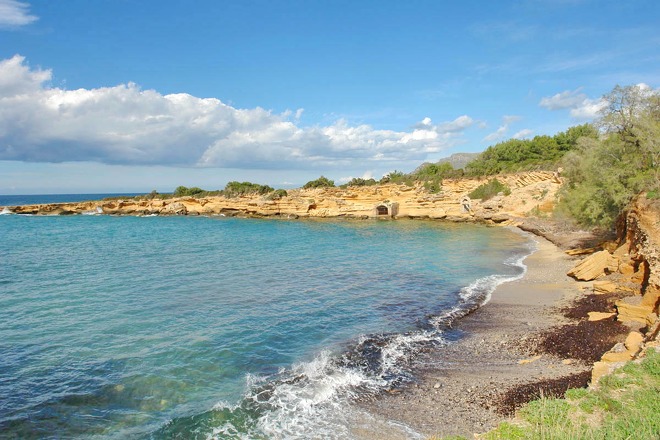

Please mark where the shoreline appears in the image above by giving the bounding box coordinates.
[3,202,649,438]
[359,233,591,438]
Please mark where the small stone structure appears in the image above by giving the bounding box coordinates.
[373,202,399,218]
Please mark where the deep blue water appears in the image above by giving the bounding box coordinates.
[0,193,141,206]
[0,214,533,439]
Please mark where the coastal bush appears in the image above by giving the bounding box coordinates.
[379,170,415,186]
[266,189,288,200]
[468,179,511,201]
[484,349,660,439]
[223,181,274,198]
[464,124,598,176]
[174,186,206,197]
[341,177,378,187]
[303,176,335,189]
[558,84,660,228]
[379,167,447,192]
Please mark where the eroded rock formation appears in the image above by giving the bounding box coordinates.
[564,195,660,383]
[2,171,561,223]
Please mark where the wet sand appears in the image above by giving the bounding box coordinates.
[359,234,591,438]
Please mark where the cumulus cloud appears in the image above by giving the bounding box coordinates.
[337,170,375,184]
[0,0,37,28]
[0,55,476,169]
[513,129,533,139]
[539,87,607,120]
[483,115,521,143]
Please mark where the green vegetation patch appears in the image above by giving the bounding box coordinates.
[465,124,597,176]
[340,177,378,187]
[222,181,274,198]
[468,179,511,201]
[484,348,660,439]
[558,85,660,228]
[303,175,335,189]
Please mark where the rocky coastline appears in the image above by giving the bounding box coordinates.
[2,171,560,222]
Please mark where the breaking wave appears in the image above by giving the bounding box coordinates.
[155,236,536,439]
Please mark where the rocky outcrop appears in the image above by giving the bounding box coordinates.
[2,171,563,223]
[564,195,660,384]
[567,250,618,281]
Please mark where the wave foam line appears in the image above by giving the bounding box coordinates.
[430,233,537,328]
[207,233,539,439]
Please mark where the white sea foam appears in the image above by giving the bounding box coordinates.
[207,231,539,439]
[0,207,13,215]
[430,232,538,328]
[209,338,434,439]
[82,206,103,215]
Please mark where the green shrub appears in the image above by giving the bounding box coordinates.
[341,177,377,187]
[464,124,598,177]
[266,189,288,200]
[558,85,660,228]
[303,176,335,189]
[173,185,206,197]
[223,181,274,198]
[468,179,511,201]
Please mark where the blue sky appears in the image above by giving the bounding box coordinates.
[0,0,658,194]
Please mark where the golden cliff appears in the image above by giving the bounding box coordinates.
[564,194,660,383]
[3,171,561,222]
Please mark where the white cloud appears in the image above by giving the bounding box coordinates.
[483,125,508,143]
[539,87,607,120]
[483,115,521,143]
[337,170,375,184]
[0,0,37,28]
[539,89,588,110]
[569,99,607,119]
[513,129,534,139]
[0,55,476,169]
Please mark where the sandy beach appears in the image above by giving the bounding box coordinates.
[359,232,597,438]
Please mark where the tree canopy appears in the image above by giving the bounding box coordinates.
[465,124,598,176]
[559,84,660,227]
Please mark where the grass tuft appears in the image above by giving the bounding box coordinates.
[480,349,660,439]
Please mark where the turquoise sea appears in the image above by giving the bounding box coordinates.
[0,201,533,439]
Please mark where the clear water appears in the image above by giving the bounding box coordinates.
[0,214,532,439]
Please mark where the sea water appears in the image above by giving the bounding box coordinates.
[0,213,533,439]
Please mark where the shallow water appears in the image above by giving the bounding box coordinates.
[0,215,532,439]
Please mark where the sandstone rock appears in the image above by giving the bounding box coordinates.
[616,296,653,324]
[613,243,630,259]
[602,241,619,253]
[588,311,616,321]
[601,351,633,362]
[618,262,636,276]
[593,280,618,294]
[565,247,599,256]
[429,209,447,219]
[445,215,470,222]
[630,264,648,284]
[624,331,644,352]
[641,285,660,310]
[567,250,617,281]
[490,214,510,223]
[591,361,627,384]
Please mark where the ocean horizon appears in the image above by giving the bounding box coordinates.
[0,214,533,439]
[0,193,143,207]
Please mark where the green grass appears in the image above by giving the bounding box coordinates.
[476,349,660,439]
